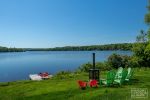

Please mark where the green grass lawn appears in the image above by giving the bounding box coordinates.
[0,68,150,100]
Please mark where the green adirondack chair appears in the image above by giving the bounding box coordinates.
[113,69,128,86]
[115,67,123,79]
[100,70,116,86]
[125,67,133,82]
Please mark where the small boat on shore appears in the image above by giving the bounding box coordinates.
[29,72,53,81]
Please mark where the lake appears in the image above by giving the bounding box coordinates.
[0,51,132,82]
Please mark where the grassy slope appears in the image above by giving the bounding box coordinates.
[0,68,150,100]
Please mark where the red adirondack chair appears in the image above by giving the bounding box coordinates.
[77,80,87,89]
[89,80,98,87]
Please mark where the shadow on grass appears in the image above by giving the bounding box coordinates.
[131,79,139,83]
[128,79,140,85]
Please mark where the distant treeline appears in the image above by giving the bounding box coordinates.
[0,43,135,52]
[25,43,134,51]
[0,46,24,52]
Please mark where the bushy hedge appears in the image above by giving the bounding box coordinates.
[108,53,132,69]
[78,53,133,72]
[78,62,112,72]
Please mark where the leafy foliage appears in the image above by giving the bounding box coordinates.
[147,29,150,41]
[132,30,150,67]
[145,13,150,25]
[144,44,150,62]
[108,54,131,69]
[136,30,147,43]
[78,62,112,72]
[107,54,122,68]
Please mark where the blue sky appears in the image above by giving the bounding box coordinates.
[0,0,148,48]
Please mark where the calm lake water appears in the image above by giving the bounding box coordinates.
[0,51,132,82]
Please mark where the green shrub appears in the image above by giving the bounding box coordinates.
[129,56,140,68]
[96,62,112,71]
[144,44,150,58]
[132,42,150,67]
[78,62,111,72]
[108,53,122,69]
[108,53,131,69]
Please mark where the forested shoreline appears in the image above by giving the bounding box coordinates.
[0,46,24,52]
[0,43,136,52]
[25,43,134,51]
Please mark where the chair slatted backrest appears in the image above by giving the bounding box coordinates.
[107,70,116,84]
[121,69,128,83]
[126,67,133,80]
[115,67,123,79]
